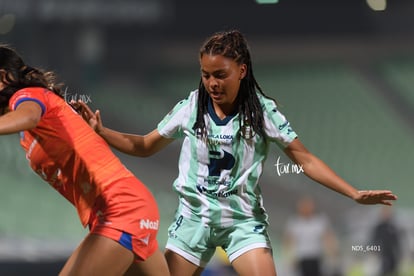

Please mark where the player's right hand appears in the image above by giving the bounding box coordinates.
[72,100,104,134]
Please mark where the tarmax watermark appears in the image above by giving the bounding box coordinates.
[274,156,304,176]
[63,87,92,104]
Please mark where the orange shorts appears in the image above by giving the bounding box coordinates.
[88,177,160,261]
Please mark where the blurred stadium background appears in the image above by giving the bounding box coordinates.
[1,0,413,275]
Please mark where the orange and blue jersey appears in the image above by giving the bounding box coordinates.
[9,87,135,227]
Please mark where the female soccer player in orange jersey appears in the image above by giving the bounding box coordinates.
[0,45,170,276]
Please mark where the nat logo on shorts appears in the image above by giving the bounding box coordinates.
[140,219,159,230]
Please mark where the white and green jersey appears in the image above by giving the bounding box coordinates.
[158,90,297,227]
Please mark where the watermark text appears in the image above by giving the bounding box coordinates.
[274,156,304,176]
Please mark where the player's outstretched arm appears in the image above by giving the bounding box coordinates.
[0,101,42,135]
[74,100,174,157]
[284,138,397,206]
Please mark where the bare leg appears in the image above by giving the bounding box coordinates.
[231,248,277,276]
[164,249,204,276]
[59,234,134,276]
[124,249,170,276]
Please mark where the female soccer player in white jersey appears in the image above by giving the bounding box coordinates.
[76,30,397,276]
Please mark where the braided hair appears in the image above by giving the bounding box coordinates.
[0,45,64,115]
[193,30,275,140]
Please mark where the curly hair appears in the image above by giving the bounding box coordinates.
[0,45,64,114]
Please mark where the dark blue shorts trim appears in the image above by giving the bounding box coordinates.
[119,232,133,251]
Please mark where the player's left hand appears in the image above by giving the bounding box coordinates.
[354,190,397,206]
